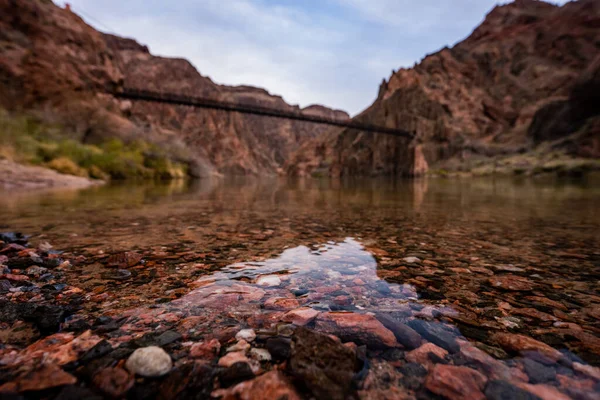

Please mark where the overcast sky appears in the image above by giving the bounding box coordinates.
[60,0,569,115]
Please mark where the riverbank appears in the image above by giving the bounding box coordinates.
[0,160,103,190]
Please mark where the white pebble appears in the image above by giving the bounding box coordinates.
[235,329,256,342]
[125,346,172,377]
[256,275,281,286]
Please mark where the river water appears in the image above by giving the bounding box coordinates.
[1,176,599,398]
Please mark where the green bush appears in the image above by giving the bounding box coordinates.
[0,110,190,181]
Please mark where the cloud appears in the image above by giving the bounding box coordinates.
[59,0,572,115]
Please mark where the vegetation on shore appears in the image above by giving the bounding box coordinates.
[0,110,189,181]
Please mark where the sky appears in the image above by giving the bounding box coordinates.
[60,0,569,116]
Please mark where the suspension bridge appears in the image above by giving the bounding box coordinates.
[113,88,415,139]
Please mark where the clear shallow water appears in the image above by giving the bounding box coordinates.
[1,176,600,397]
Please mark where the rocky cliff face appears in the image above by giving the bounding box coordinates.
[287,0,600,177]
[0,0,348,176]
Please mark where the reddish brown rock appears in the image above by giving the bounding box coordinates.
[93,367,134,398]
[315,312,398,349]
[488,275,535,291]
[106,252,143,268]
[406,343,448,368]
[0,365,77,393]
[264,297,300,310]
[212,370,300,400]
[281,307,320,326]
[425,364,487,400]
[515,382,571,400]
[492,333,562,362]
[189,339,221,360]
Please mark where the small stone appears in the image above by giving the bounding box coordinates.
[266,337,291,361]
[189,339,221,360]
[315,312,398,349]
[375,313,422,349]
[485,380,541,400]
[256,275,281,286]
[218,351,250,368]
[403,257,421,263]
[92,367,134,398]
[106,251,143,268]
[522,358,556,384]
[264,297,300,310]
[212,371,300,400]
[0,279,12,292]
[425,364,487,400]
[488,275,535,291]
[516,383,571,400]
[408,319,460,353]
[289,327,358,400]
[282,307,320,325]
[492,333,562,363]
[125,346,173,377]
[406,343,448,367]
[219,362,255,388]
[250,348,272,362]
[227,339,251,354]
[235,329,256,342]
[25,265,48,276]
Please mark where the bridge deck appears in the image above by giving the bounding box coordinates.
[114,88,414,138]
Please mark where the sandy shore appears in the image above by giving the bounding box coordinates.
[0,160,103,190]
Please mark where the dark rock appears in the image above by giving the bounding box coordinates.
[289,327,358,400]
[0,232,28,245]
[158,361,214,400]
[380,348,405,361]
[219,362,255,388]
[101,269,132,280]
[266,337,291,361]
[484,380,542,400]
[376,313,422,349]
[292,289,309,297]
[0,279,12,292]
[55,385,103,400]
[399,362,428,377]
[407,319,460,353]
[0,300,69,334]
[156,330,182,347]
[522,358,556,384]
[80,340,114,363]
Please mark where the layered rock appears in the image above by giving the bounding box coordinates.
[287,0,600,177]
[0,0,347,176]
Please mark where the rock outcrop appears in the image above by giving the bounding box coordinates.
[0,0,347,176]
[287,0,600,177]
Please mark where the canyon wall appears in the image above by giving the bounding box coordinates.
[287,0,600,177]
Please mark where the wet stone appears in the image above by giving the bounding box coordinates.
[289,327,358,400]
[485,380,542,400]
[92,367,134,398]
[375,313,421,349]
[408,319,460,353]
[425,364,487,400]
[219,362,255,388]
[266,337,291,361]
[522,358,556,384]
[155,330,182,346]
[399,362,428,377]
[236,328,256,343]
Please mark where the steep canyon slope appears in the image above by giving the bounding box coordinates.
[0,0,348,176]
[287,0,600,177]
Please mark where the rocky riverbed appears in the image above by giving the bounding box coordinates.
[0,178,599,399]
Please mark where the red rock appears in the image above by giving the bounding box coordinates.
[515,383,570,400]
[264,297,300,310]
[525,296,568,312]
[488,275,535,291]
[45,330,103,366]
[189,339,221,360]
[492,333,562,362]
[0,365,76,393]
[0,274,29,282]
[281,307,319,326]
[212,370,300,400]
[218,351,250,368]
[512,308,557,322]
[425,364,487,400]
[93,367,134,398]
[106,251,143,268]
[572,362,600,380]
[406,343,448,368]
[315,312,398,349]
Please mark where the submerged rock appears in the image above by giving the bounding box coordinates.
[425,364,487,400]
[289,327,358,400]
[213,370,301,400]
[315,312,398,349]
[125,346,173,377]
[408,319,460,353]
[492,333,562,363]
